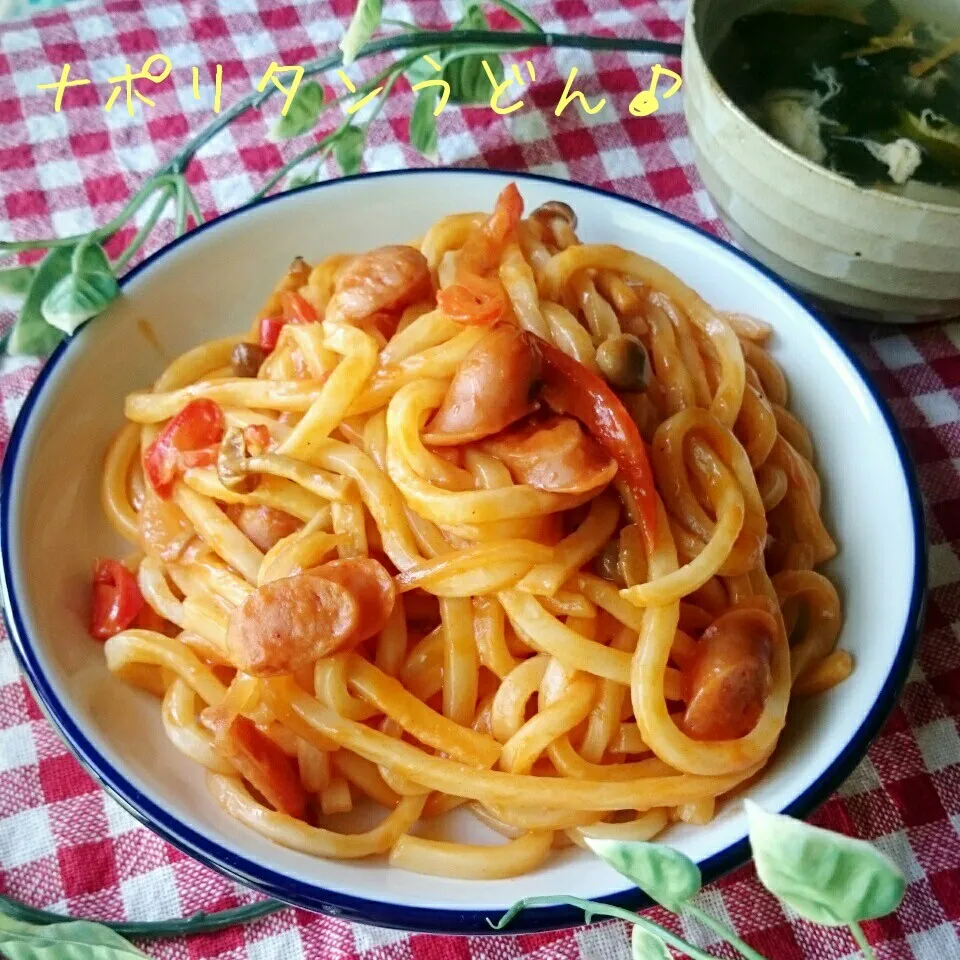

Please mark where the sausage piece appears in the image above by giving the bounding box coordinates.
[225,558,396,677]
[227,503,303,553]
[226,573,360,676]
[329,245,431,321]
[423,324,541,446]
[480,415,617,495]
[315,557,397,644]
[681,608,776,741]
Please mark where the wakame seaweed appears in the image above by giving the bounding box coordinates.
[715,13,872,95]
[710,1,960,192]
[863,0,903,34]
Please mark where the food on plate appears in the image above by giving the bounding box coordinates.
[93,183,847,878]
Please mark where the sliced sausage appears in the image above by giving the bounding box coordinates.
[681,608,776,741]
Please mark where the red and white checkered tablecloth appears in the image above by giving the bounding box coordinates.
[0,0,958,957]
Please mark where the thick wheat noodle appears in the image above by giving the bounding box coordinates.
[347,327,488,417]
[263,676,765,809]
[574,574,644,631]
[773,569,842,683]
[566,808,669,847]
[737,383,779,468]
[500,591,633,683]
[491,654,549,743]
[375,596,408,677]
[390,830,554,879]
[346,654,499,766]
[579,625,636,761]
[500,241,550,338]
[179,596,229,653]
[463,806,586,847]
[331,751,401,808]
[314,655,379,722]
[477,802,600,831]
[500,675,597,774]
[516,492,619,596]
[97,190,847,879]
[386,381,596,524]
[541,245,746,427]
[126,378,327,423]
[137,558,185,626]
[278,324,379,461]
[473,595,520,679]
[657,294,712,408]
[628,503,791,777]
[258,525,344,585]
[648,302,697,414]
[297,738,331,793]
[419,212,485,271]
[541,300,598,370]
[161,679,234,774]
[211,775,426,858]
[173,484,264,584]
[386,380,476,492]
[305,253,354,313]
[541,590,596,619]
[102,422,142,541]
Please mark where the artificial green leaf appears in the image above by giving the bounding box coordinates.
[271,81,326,140]
[586,839,701,912]
[0,914,148,959]
[443,6,504,104]
[631,925,672,960]
[74,238,111,273]
[409,87,439,159]
[0,265,35,299]
[745,801,907,927]
[406,53,439,87]
[6,246,73,356]
[41,270,119,335]
[40,240,119,335]
[335,126,366,175]
[286,166,319,190]
[340,0,382,66]
[443,49,502,106]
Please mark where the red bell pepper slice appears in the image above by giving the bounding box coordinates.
[439,185,523,324]
[223,716,308,819]
[259,315,287,353]
[144,398,225,499]
[484,182,523,248]
[133,602,169,633]
[437,274,508,326]
[532,335,659,548]
[90,559,144,640]
[280,291,318,324]
[259,293,319,353]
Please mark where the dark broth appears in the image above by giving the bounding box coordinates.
[711,0,960,194]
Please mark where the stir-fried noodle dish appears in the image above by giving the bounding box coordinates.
[93,185,847,879]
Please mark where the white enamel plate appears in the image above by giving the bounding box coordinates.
[0,170,926,933]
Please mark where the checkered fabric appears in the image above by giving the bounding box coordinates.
[0,0,958,957]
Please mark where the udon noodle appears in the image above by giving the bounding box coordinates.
[94,184,847,879]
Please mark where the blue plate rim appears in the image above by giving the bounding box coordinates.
[0,167,928,934]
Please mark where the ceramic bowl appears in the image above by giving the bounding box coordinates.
[683,0,960,323]
[0,169,926,933]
